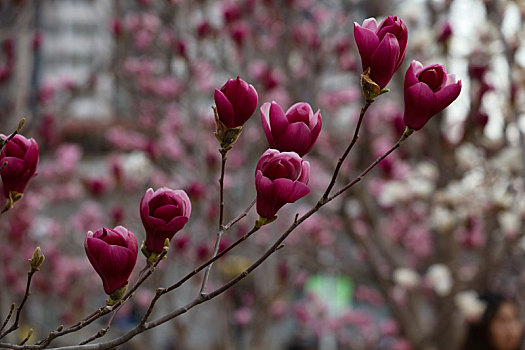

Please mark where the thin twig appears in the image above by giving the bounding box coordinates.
[223,198,255,231]
[134,224,261,328]
[321,99,374,201]
[139,288,165,326]
[76,250,169,346]
[165,224,259,294]
[19,329,32,346]
[0,123,412,350]
[327,129,411,202]
[0,304,15,334]
[218,149,227,230]
[0,269,37,339]
[0,119,25,153]
[199,149,228,295]
[35,308,107,347]
[36,249,168,348]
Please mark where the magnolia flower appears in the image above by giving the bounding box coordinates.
[403,60,461,130]
[84,226,138,295]
[140,187,191,253]
[255,149,310,219]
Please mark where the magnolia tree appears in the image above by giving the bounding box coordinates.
[0,0,524,349]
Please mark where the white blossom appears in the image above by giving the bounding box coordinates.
[393,268,420,289]
[426,264,453,296]
[455,291,486,321]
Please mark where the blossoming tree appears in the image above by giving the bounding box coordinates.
[0,0,524,349]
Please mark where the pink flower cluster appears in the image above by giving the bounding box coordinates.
[214,76,323,219]
[354,16,461,129]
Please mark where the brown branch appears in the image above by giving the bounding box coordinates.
[76,248,169,346]
[321,99,374,201]
[0,304,15,334]
[0,118,26,153]
[199,149,228,295]
[25,128,414,350]
[19,329,32,346]
[223,199,255,231]
[0,268,37,340]
[36,249,168,348]
[0,110,413,350]
[327,128,412,202]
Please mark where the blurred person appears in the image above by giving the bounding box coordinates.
[462,293,524,350]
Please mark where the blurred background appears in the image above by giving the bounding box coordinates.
[0,0,524,349]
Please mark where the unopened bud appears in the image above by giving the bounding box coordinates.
[29,246,45,270]
[17,118,26,133]
[163,238,170,253]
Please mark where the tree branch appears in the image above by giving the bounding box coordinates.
[0,268,37,340]
[199,149,228,295]
[321,99,374,201]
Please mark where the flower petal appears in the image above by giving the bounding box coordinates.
[273,178,310,203]
[403,82,438,130]
[269,102,288,137]
[354,23,380,71]
[369,33,400,88]
[260,102,276,148]
[433,80,462,114]
[404,61,422,90]
[277,122,312,157]
[214,88,235,128]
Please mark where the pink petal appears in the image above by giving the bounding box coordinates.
[255,171,274,196]
[277,123,312,157]
[140,188,154,222]
[234,83,258,126]
[433,80,462,114]
[354,24,380,71]
[159,215,188,233]
[23,143,39,172]
[256,195,283,219]
[403,82,438,130]
[214,89,235,128]
[5,141,24,158]
[286,103,312,124]
[369,33,400,88]
[269,102,289,137]
[273,178,310,203]
[362,18,378,31]
[404,61,421,90]
[298,161,310,184]
[1,157,24,176]
[153,204,178,222]
[303,111,322,155]
[260,103,276,148]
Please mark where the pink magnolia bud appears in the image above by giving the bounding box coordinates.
[140,187,191,253]
[403,60,462,130]
[260,102,322,157]
[84,226,138,295]
[437,21,453,43]
[214,76,258,128]
[0,134,39,198]
[354,16,408,88]
[473,111,489,128]
[255,149,310,219]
